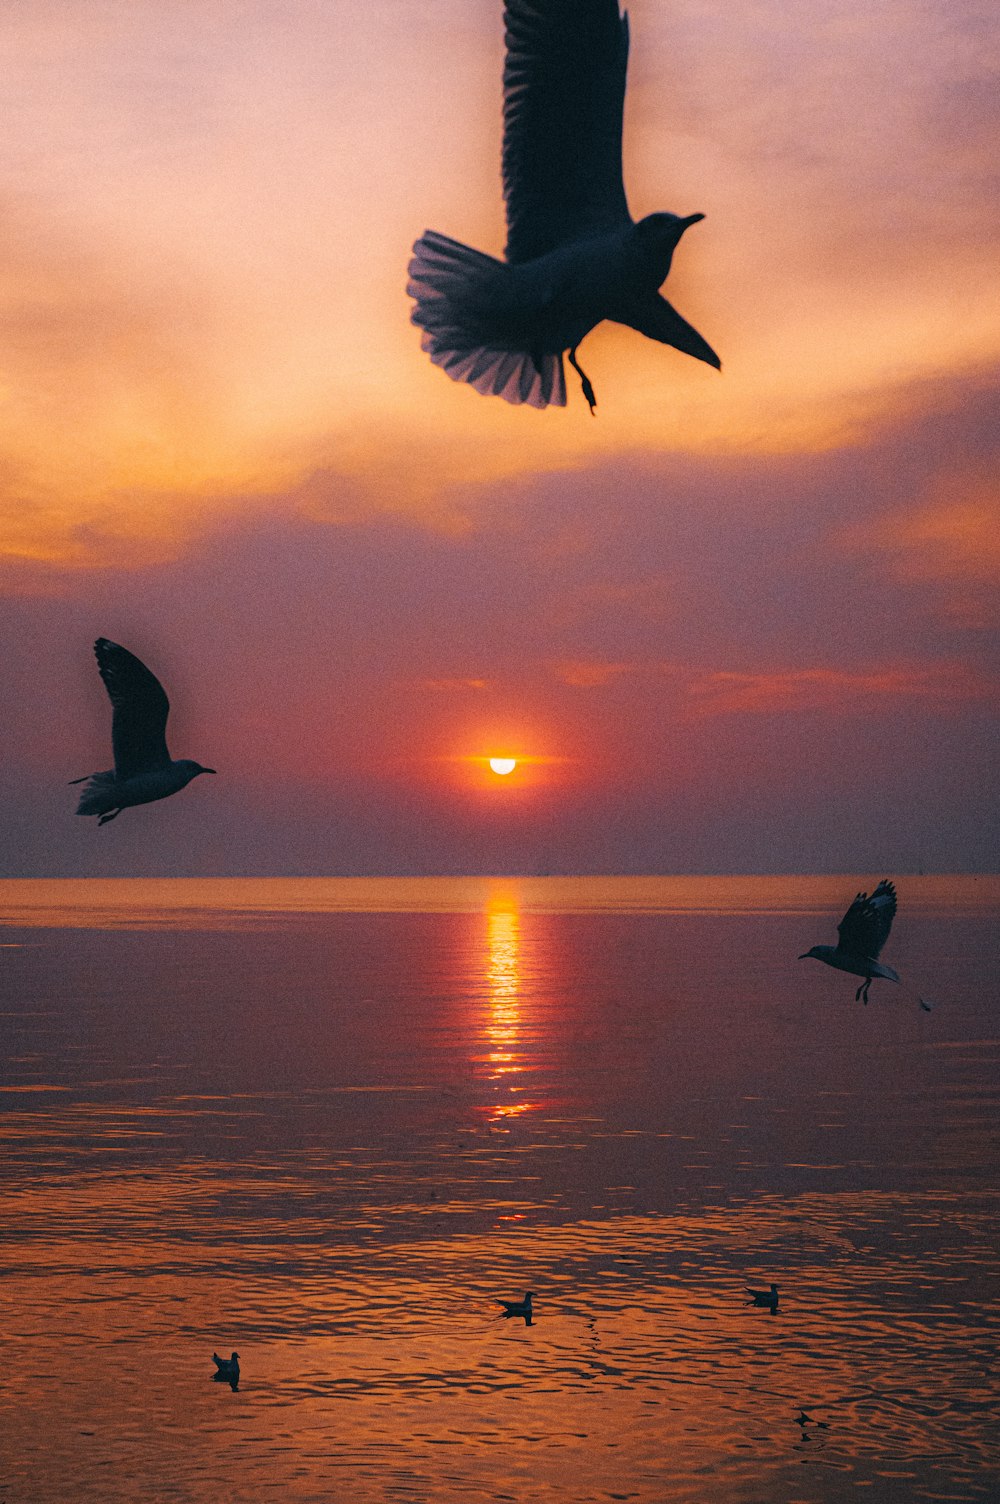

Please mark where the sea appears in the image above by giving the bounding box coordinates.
[1,875,998,1503]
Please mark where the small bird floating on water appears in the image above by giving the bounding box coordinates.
[798,880,931,1008]
[71,638,215,826]
[497,1291,534,1324]
[212,1351,240,1388]
[408,0,719,413]
[746,1283,779,1311]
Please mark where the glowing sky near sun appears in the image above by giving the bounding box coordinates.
[1,0,998,563]
[0,0,997,875]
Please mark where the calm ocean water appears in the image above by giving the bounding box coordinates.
[1,876,998,1503]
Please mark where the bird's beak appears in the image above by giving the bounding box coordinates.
[203,767,217,775]
[797,952,809,960]
[683,212,705,227]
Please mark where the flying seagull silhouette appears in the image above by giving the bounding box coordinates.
[799,880,928,1006]
[408,0,719,412]
[71,638,215,826]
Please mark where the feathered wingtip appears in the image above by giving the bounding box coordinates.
[73,770,118,817]
[407,230,566,408]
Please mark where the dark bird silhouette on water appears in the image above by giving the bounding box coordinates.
[798,880,928,1006]
[746,1283,779,1312]
[212,1351,240,1390]
[71,639,215,826]
[408,0,719,412]
[497,1291,534,1324]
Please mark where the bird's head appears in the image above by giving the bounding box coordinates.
[231,1352,240,1362]
[635,212,705,281]
[178,760,217,780]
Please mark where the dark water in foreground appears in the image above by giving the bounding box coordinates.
[1,876,998,1503]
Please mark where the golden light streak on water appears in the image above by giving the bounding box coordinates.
[481,895,530,1131]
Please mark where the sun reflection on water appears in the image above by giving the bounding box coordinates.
[486,902,519,1081]
[478,891,541,1125]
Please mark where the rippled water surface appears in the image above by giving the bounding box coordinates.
[2,876,998,1503]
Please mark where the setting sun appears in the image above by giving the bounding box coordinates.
[489,758,517,776]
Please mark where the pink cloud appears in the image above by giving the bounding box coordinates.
[553,660,636,689]
[417,677,490,692]
[686,663,997,718]
[843,491,1000,585]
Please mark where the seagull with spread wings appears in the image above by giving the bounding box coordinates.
[799,881,908,1005]
[71,638,215,826]
[408,0,719,412]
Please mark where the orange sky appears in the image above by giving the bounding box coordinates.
[0,0,997,873]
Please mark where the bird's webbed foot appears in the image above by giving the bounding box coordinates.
[98,809,122,825]
[568,347,597,415]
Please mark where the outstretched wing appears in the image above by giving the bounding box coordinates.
[622,294,722,370]
[503,0,632,264]
[837,880,897,959]
[94,638,171,780]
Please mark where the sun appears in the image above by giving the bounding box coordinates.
[489,757,517,776]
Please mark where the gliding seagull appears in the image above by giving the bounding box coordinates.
[71,638,215,826]
[799,880,901,1005]
[408,0,720,412]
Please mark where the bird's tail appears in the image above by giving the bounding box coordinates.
[73,770,119,816]
[407,230,566,408]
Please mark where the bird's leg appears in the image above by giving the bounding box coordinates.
[855,982,864,1002]
[568,346,597,415]
[860,980,871,1005]
[98,809,121,825]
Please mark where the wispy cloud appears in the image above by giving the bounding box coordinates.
[552,660,636,689]
[417,677,490,693]
[844,490,1000,585]
[685,663,997,717]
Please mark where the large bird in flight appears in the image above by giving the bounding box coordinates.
[71,638,215,826]
[799,881,902,1005]
[408,0,720,412]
